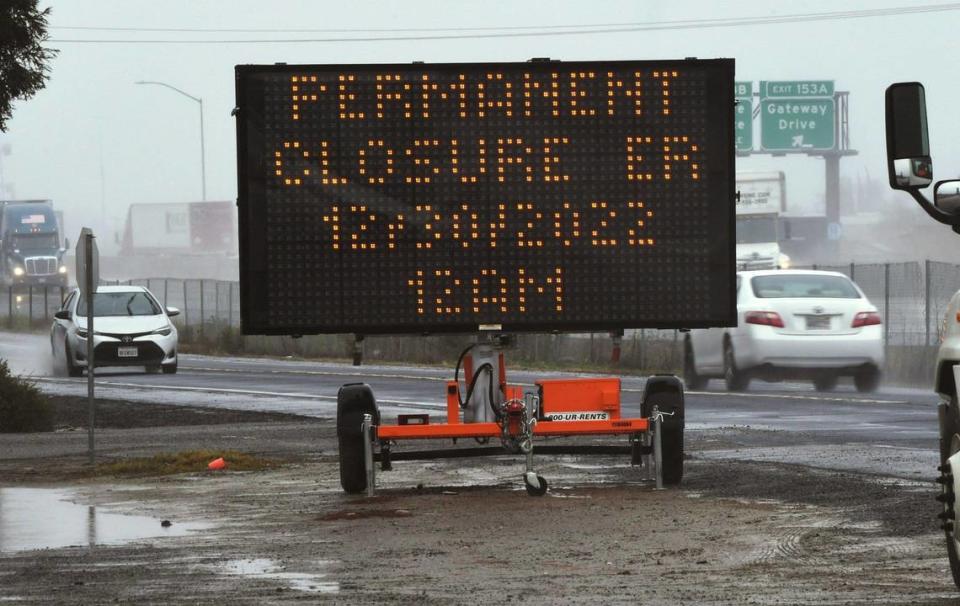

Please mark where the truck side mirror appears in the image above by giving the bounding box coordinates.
[936,180,960,214]
[64,237,70,250]
[885,82,933,189]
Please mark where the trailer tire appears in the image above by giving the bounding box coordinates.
[337,383,380,494]
[642,375,685,486]
[939,395,960,590]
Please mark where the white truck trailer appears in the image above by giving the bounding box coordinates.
[736,171,789,270]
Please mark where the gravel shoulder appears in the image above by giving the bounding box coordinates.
[0,397,957,604]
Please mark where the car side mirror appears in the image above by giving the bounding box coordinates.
[885,82,932,189]
[54,310,70,321]
[935,180,960,215]
[166,306,181,317]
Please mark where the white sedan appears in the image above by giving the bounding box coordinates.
[685,270,884,392]
[50,286,180,376]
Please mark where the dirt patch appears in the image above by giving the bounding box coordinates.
[319,508,414,521]
[45,394,317,430]
[0,403,957,603]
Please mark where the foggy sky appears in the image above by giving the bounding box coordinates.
[2,0,959,256]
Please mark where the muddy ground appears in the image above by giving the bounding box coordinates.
[1,397,958,604]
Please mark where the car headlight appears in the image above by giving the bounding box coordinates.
[778,254,792,270]
[152,326,173,336]
[12,266,24,277]
[58,266,67,274]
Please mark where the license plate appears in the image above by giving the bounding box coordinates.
[805,316,831,330]
[117,346,138,358]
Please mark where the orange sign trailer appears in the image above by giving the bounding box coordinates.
[336,348,685,497]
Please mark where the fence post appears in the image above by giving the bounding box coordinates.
[883,263,890,349]
[199,279,205,336]
[228,281,234,326]
[28,286,33,326]
[925,259,932,346]
[43,286,49,321]
[215,281,221,324]
[7,286,11,329]
[183,280,189,327]
[849,262,855,281]
[163,278,168,308]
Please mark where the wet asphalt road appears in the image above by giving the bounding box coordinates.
[2,331,943,478]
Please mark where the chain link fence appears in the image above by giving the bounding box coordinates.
[7,262,960,384]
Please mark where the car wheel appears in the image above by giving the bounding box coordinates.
[641,376,685,486]
[162,362,178,374]
[64,342,83,378]
[337,383,380,494]
[723,342,749,392]
[854,365,881,393]
[683,340,707,390]
[813,374,839,392]
[939,396,960,590]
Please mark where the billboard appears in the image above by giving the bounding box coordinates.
[235,59,735,334]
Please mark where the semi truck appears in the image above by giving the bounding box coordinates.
[886,83,960,590]
[736,171,789,270]
[0,200,68,287]
[120,201,236,256]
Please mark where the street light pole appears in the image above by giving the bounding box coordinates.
[134,80,207,201]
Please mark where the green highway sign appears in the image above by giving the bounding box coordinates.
[735,81,752,98]
[735,97,753,151]
[760,98,835,151]
[761,80,834,98]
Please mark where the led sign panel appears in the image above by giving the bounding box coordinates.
[235,59,735,334]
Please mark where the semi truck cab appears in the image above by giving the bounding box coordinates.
[0,200,68,287]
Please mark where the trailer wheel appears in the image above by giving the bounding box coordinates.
[642,376,685,486]
[524,473,548,497]
[337,383,380,494]
[939,395,960,590]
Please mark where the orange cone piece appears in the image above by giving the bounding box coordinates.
[208,457,226,471]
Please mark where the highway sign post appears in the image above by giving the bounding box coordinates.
[735,81,753,151]
[75,228,98,464]
[760,97,835,151]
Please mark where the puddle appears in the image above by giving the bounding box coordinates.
[221,558,339,593]
[0,488,208,552]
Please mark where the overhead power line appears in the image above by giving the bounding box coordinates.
[49,3,960,44]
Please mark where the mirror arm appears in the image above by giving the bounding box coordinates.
[907,189,960,226]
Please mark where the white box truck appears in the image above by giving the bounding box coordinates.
[736,171,789,270]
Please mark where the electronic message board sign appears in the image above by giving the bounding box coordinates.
[235,59,735,335]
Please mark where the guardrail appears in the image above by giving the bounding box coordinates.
[4,261,959,385]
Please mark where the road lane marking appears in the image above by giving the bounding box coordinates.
[181,365,909,405]
[33,377,446,409]
[650,389,909,405]
[182,365,449,382]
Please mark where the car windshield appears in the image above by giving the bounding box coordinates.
[76,292,162,317]
[10,233,59,251]
[736,216,778,244]
[751,274,861,299]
